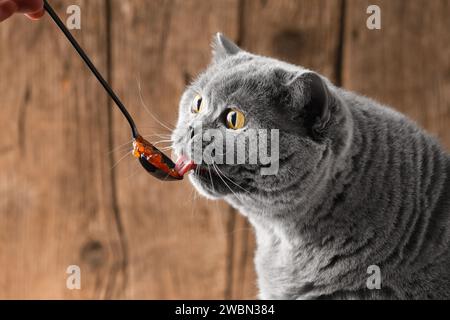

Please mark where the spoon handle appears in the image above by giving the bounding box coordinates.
[43,0,139,138]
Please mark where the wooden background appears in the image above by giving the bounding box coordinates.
[0,0,449,299]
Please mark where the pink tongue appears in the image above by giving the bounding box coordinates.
[175,154,197,176]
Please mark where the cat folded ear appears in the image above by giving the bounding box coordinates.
[286,72,334,139]
[212,33,242,63]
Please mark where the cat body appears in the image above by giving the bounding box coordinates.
[247,90,450,300]
[172,34,450,299]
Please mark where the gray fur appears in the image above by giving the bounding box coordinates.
[172,33,450,300]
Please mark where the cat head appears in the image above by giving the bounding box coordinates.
[172,33,352,207]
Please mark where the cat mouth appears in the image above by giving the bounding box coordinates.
[174,153,223,177]
[174,152,251,196]
[174,154,197,176]
[174,154,220,181]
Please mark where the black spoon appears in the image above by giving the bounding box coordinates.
[43,0,181,181]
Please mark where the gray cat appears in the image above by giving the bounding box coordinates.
[171,33,450,300]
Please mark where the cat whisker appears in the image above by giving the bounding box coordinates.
[124,161,144,183]
[212,163,243,201]
[136,76,175,132]
[108,144,132,156]
[140,133,173,139]
[109,133,173,156]
[225,226,254,237]
[206,164,216,194]
[186,165,204,221]
[156,147,173,151]
[108,138,136,154]
[150,139,173,145]
[206,164,222,212]
[111,151,133,170]
[137,126,173,134]
[213,164,251,194]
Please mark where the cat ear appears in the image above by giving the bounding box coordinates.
[212,33,242,63]
[287,72,334,139]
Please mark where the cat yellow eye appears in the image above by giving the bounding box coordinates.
[226,109,245,130]
[192,94,204,114]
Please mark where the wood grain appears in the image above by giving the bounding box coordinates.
[109,0,241,299]
[343,0,450,149]
[242,0,344,80]
[0,0,125,299]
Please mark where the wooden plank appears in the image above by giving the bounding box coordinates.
[0,0,125,299]
[343,0,450,149]
[242,0,344,80]
[110,0,241,299]
[229,0,344,299]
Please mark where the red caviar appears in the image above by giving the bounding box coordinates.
[132,135,183,180]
